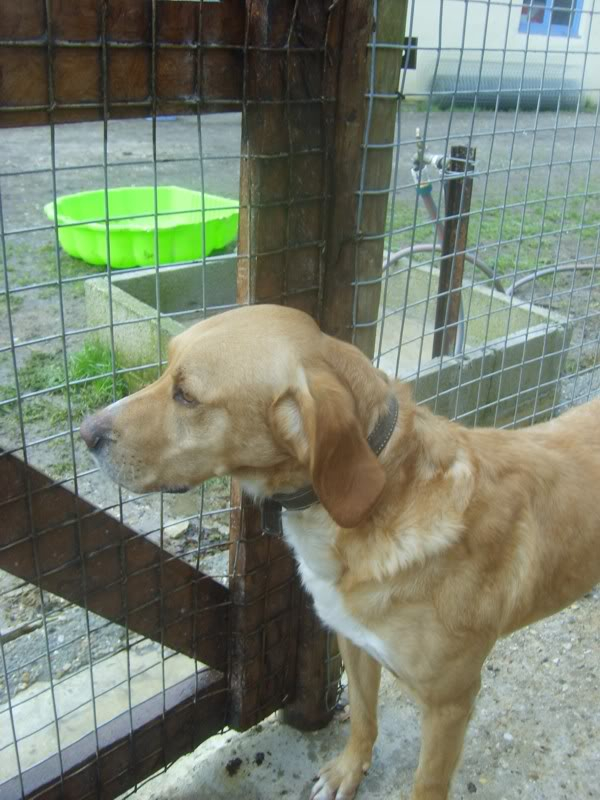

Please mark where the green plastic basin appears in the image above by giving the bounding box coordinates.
[44,186,239,268]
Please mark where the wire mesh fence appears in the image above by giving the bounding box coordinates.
[364,0,600,431]
[0,111,240,793]
[1,0,599,797]
[0,3,243,795]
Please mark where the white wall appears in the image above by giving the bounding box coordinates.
[400,0,600,102]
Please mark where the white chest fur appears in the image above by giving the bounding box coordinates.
[282,506,392,669]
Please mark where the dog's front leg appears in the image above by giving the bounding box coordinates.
[410,678,481,800]
[310,635,381,800]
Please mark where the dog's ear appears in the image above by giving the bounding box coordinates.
[270,369,386,528]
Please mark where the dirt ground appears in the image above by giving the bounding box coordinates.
[1,110,599,796]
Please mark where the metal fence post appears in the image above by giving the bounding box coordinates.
[432,145,476,358]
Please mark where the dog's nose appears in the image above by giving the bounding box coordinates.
[80,413,112,451]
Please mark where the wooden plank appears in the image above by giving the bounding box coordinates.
[282,0,409,727]
[228,488,300,730]
[0,0,244,127]
[321,0,408,358]
[432,145,476,358]
[0,450,229,671]
[229,0,342,733]
[235,0,331,318]
[0,670,227,800]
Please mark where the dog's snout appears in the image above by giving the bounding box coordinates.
[80,413,112,451]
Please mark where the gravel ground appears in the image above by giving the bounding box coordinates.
[1,110,599,794]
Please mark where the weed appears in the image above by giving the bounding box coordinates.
[69,340,130,409]
[0,340,148,424]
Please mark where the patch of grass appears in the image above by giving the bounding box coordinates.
[21,398,69,427]
[0,340,149,424]
[47,458,76,479]
[39,243,105,280]
[389,183,600,279]
[5,240,105,288]
[0,382,17,415]
[38,285,58,300]
[2,352,69,424]
[69,340,130,409]
[1,293,25,312]
[0,384,69,427]
[17,350,65,393]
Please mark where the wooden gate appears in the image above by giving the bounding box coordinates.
[0,1,408,796]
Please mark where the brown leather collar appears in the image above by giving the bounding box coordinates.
[261,392,399,535]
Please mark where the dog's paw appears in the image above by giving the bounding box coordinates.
[309,752,371,800]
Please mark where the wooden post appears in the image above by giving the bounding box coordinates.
[432,145,476,358]
[230,0,408,731]
[321,0,409,358]
[229,0,342,732]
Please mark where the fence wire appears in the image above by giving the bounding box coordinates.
[358,0,600,431]
[0,112,238,791]
[327,0,600,741]
[0,2,245,794]
[1,0,600,797]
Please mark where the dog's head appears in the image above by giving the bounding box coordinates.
[80,304,391,527]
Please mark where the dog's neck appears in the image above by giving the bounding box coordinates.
[255,392,400,533]
[274,391,399,507]
[236,380,421,530]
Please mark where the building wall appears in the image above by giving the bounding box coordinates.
[401,0,600,103]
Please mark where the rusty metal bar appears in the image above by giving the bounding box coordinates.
[432,145,476,358]
[0,670,227,800]
[0,450,230,671]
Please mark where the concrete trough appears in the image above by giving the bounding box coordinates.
[85,254,237,368]
[85,260,571,426]
[375,265,571,426]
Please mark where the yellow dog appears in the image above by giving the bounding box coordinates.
[81,304,600,800]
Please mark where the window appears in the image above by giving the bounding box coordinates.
[519,0,583,36]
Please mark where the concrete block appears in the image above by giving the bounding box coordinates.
[84,255,237,367]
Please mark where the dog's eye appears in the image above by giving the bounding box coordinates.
[174,387,196,406]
